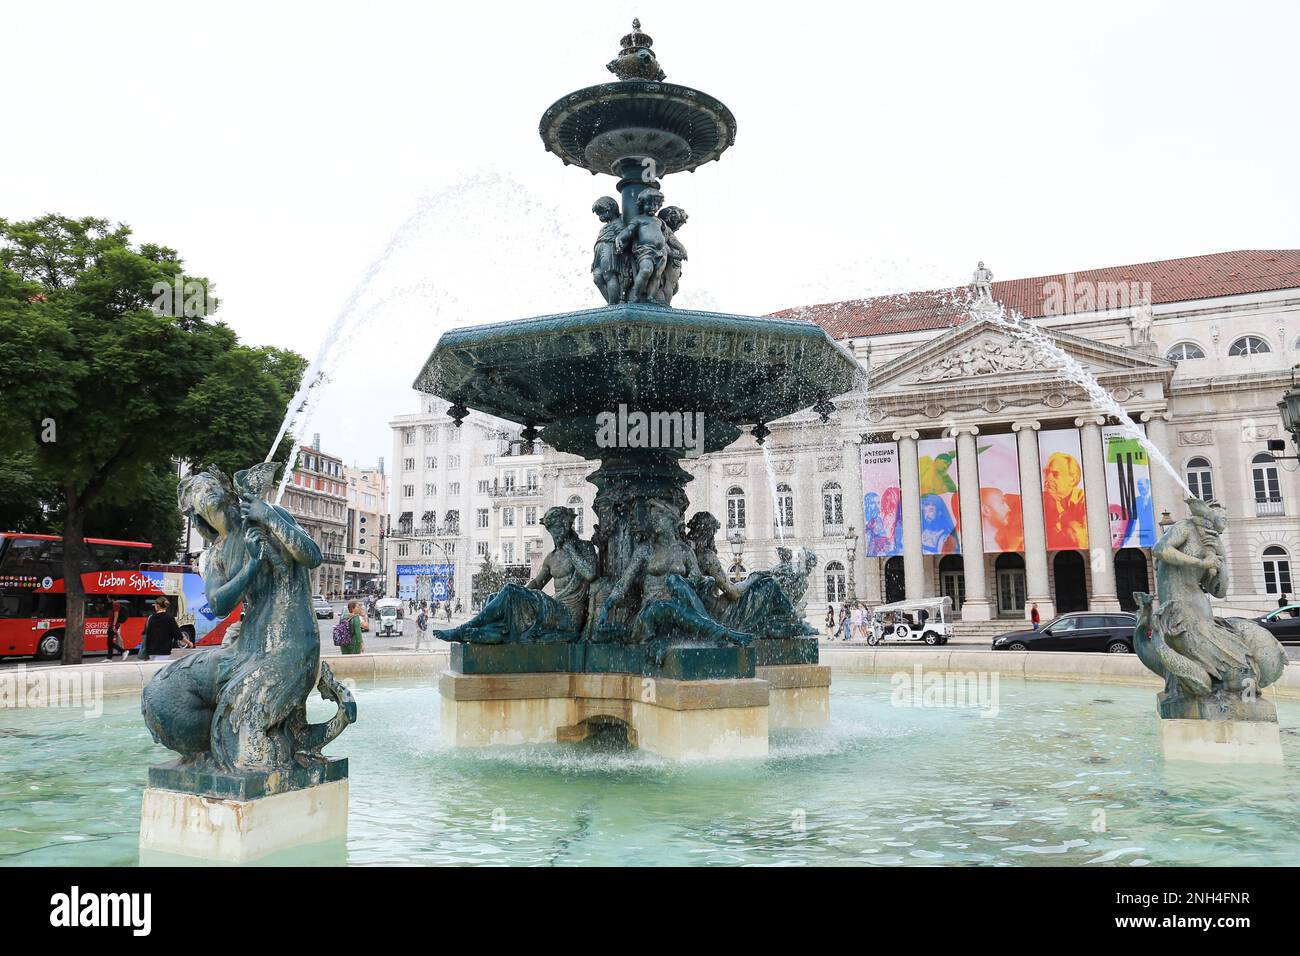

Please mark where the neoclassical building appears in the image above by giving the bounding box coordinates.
[537,249,1300,624]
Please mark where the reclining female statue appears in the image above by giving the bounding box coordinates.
[141,463,355,773]
[435,506,597,643]
[595,499,752,662]
[685,512,819,639]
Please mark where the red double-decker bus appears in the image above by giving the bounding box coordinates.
[0,533,239,660]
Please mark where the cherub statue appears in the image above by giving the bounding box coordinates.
[596,499,751,663]
[436,506,596,643]
[142,463,355,773]
[655,205,688,305]
[1134,497,1286,714]
[591,196,624,305]
[767,545,819,620]
[616,188,668,303]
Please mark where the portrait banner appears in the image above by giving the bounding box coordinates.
[977,433,1024,553]
[861,443,902,557]
[1039,429,1089,551]
[918,437,960,554]
[1103,425,1156,548]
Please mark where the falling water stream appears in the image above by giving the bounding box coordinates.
[973,298,1194,499]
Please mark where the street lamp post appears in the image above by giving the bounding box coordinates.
[844,525,859,601]
[728,531,745,583]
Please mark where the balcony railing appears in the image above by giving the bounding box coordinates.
[322,551,346,564]
[1256,497,1285,517]
[488,485,542,499]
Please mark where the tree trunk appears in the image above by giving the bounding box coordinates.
[62,487,86,665]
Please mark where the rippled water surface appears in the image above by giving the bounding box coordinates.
[4,675,1300,866]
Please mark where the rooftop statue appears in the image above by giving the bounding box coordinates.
[972,260,994,303]
[142,463,355,772]
[1134,497,1286,718]
[436,506,597,643]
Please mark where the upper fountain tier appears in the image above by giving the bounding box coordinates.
[539,19,737,178]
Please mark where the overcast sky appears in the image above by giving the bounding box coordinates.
[6,0,1297,468]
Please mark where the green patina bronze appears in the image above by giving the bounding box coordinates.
[1135,497,1287,721]
[141,462,355,790]
[421,23,858,680]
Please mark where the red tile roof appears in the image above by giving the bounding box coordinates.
[770,250,1300,340]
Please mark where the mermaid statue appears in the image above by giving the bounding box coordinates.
[684,512,818,639]
[141,463,355,773]
[1134,496,1286,719]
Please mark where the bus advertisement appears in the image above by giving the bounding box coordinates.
[0,533,239,660]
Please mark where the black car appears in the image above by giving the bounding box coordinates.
[992,612,1136,653]
[1255,605,1300,643]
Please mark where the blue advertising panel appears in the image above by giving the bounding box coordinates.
[396,563,455,601]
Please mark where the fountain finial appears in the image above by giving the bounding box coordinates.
[608,18,666,81]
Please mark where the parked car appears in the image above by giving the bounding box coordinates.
[1255,605,1300,643]
[992,612,1136,653]
[312,595,335,620]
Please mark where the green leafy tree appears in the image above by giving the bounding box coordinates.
[0,215,305,663]
[472,554,506,606]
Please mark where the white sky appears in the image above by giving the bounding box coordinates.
[5,0,1297,469]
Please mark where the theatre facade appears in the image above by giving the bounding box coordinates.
[540,249,1300,624]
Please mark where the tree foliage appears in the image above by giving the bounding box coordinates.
[0,215,306,661]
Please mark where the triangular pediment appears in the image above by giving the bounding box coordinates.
[870,316,1174,395]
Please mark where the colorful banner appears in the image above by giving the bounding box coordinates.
[861,443,902,557]
[918,437,960,554]
[1103,425,1156,549]
[977,433,1025,553]
[1039,429,1089,551]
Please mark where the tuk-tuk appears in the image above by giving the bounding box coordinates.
[868,596,952,645]
[375,598,403,637]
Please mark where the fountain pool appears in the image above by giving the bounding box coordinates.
[5,675,1300,867]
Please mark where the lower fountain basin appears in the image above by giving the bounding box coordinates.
[8,674,1300,866]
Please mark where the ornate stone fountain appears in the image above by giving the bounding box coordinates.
[420,22,858,758]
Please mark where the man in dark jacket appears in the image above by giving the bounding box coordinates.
[140,597,183,660]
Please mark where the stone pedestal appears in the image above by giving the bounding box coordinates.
[1156,692,1284,764]
[139,759,349,864]
[756,664,830,728]
[1158,719,1283,765]
[440,671,769,760]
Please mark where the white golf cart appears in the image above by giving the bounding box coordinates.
[374,598,404,638]
[868,596,952,646]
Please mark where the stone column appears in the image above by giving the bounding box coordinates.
[949,425,991,620]
[1076,415,1121,611]
[893,430,925,600]
[1012,420,1054,619]
[1140,410,1182,521]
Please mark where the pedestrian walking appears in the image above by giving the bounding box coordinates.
[445,601,452,622]
[339,600,368,655]
[839,605,852,641]
[825,604,836,636]
[106,600,128,659]
[1030,603,1041,631]
[414,607,429,651]
[140,597,183,660]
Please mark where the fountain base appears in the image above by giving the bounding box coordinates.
[439,670,769,760]
[757,664,831,728]
[1158,717,1283,765]
[138,759,349,863]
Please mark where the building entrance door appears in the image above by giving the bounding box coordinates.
[994,552,1027,616]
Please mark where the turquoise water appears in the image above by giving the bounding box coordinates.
[3,675,1300,866]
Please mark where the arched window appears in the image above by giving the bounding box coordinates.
[1252,452,1282,512]
[1165,341,1205,362]
[727,486,746,530]
[1229,335,1271,356]
[1263,546,1292,596]
[1185,457,1214,501]
[774,483,795,530]
[567,495,584,535]
[825,560,847,604]
[822,481,844,533]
